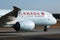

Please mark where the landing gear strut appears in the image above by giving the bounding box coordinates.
[44,26,47,31]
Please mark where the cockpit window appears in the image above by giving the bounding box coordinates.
[47,13,53,17]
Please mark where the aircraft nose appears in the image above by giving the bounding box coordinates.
[53,17,57,24]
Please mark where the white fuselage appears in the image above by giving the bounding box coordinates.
[0,10,57,27]
[17,10,57,26]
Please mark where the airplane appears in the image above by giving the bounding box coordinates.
[0,6,57,32]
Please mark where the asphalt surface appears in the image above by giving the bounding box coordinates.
[0,29,60,40]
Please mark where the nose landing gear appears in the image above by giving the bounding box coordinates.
[44,26,47,31]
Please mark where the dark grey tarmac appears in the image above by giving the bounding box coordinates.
[0,29,60,40]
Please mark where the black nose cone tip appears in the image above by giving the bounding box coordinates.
[13,6,21,10]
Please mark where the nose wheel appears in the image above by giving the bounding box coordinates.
[44,26,47,31]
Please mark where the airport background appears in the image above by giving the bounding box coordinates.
[0,0,60,40]
[0,0,60,30]
[0,0,60,29]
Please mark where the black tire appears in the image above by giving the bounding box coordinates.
[44,26,47,31]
